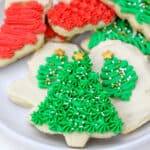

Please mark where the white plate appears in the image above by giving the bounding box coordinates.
[0,0,150,149]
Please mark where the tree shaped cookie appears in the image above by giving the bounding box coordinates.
[101,0,150,40]
[8,42,150,147]
[31,50,123,147]
[46,0,116,37]
[88,40,150,134]
[88,18,150,55]
[37,49,68,88]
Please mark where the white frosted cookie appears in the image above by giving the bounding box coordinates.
[0,1,50,67]
[101,0,150,40]
[46,0,116,37]
[84,40,150,134]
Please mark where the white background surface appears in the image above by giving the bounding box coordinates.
[0,0,150,149]
[0,132,149,150]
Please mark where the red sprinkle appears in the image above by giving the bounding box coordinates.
[47,0,115,30]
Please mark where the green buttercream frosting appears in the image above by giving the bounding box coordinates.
[88,18,150,55]
[37,54,68,88]
[112,0,150,24]
[31,50,123,134]
[100,55,138,101]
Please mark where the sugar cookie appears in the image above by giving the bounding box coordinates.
[8,41,150,147]
[81,17,150,56]
[8,42,79,107]
[47,0,116,37]
[101,0,150,40]
[0,1,49,67]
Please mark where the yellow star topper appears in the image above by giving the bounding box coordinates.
[102,50,113,59]
[74,51,84,60]
[54,49,65,56]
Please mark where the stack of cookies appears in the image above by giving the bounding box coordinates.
[0,0,149,148]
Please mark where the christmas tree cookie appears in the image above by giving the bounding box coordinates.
[8,42,150,147]
[46,0,116,37]
[0,0,49,67]
[37,49,69,89]
[88,40,150,135]
[100,51,138,101]
[31,50,123,147]
[88,18,150,55]
[101,0,150,40]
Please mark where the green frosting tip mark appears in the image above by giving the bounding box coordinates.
[88,18,150,55]
[32,50,123,135]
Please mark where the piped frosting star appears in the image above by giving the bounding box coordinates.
[54,49,65,56]
[73,51,84,60]
[102,50,113,59]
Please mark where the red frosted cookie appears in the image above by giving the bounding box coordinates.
[0,1,51,67]
[44,15,66,41]
[47,0,116,37]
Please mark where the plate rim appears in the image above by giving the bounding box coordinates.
[0,120,149,150]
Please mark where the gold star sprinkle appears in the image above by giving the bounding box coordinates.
[74,51,84,60]
[54,49,65,56]
[102,50,113,59]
